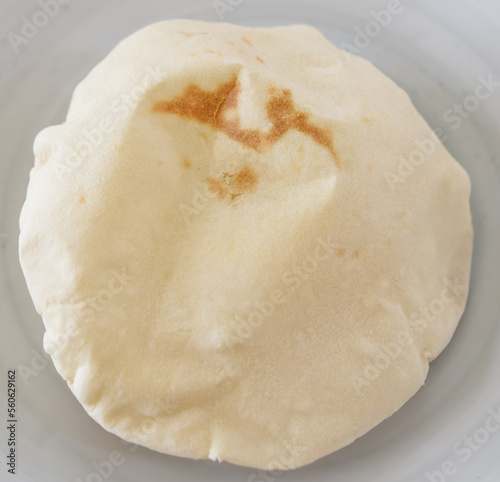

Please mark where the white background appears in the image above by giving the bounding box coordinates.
[0,1,499,481]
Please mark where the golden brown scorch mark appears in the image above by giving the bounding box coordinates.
[207,166,259,201]
[256,55,264,63]
[152,75,338,166]
[231,166,258,192]
[207,178,228,200]
[242,36,253,46]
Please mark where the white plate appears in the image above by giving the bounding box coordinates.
[1,1,499,481]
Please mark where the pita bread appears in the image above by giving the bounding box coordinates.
[19,19,473,469]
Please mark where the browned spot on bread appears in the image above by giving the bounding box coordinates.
[207,178,229,200]
[157,161,164,166]
[256,55,264,63]
[207,166,258,201]
[152,75,338,166]
[265,89,337,163]
[216,81,264,150]
[78,196,86,204]
[231,166,258,192]
[153,78,236,127]
[363,117,370,123]
[183,157,191,168]
[242,36,253,46]
[205,50,222,55]
[353,249,360,259]
[336,248,346,258]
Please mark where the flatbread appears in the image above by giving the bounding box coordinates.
[19,19,473,470]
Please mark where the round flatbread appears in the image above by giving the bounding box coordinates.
[19,19,473,470]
